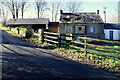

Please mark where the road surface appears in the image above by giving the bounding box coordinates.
[1,30,118,79]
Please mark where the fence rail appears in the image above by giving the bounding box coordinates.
[43,31,120,58]
[44,32,59,35]
[60,34,120,44]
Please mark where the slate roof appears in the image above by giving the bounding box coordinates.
[6,18,50,25]
[104,23,120,30]
[60,12,103,23]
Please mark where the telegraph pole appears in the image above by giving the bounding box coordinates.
[103,7,107,23]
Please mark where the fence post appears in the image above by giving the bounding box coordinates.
[58,34,61,47]
[84,39,87,54]
[61,35,66,44]
[9,27,11,31]
[17,28,19,34]
[70,34,73,41]
[38,29,44,43]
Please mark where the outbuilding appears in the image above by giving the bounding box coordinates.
[6,18,50,32]
[104,23,120,40]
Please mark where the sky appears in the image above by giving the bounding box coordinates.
[80,1,118,23]
[2,0,120,23]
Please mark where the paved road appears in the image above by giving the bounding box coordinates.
[1,30,118,79]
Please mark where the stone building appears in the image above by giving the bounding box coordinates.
[59,10,104,39]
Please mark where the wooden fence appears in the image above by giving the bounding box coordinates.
[41,31,120,58]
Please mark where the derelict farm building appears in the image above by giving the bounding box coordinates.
[59,10,104,39]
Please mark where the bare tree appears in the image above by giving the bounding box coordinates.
[35,0,47,18]
[50,1,61,22]
[4,0,15,19]
[0,1,6,26]
[20,0,27,19]
[15,1,21,19]
[2,0,21,19]
[66,1,82,13]
[0,1,5,17]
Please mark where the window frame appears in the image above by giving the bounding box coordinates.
[75,25,85,34]
[90,26,96,33]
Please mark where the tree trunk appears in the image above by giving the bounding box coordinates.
[12,13,15,19]
[38,10,39,18]
[16,10,18,19]
[22,9,24,19]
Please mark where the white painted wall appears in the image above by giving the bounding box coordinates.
[104,29,120,40]
[104,30,109,39]
[113,30,119,40]
[119,30,120,40]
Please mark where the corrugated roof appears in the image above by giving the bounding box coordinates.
[60,12,103,23]
[6,18,50,25]
[104,23,120,30]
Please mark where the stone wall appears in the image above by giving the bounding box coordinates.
[10,27,34,38]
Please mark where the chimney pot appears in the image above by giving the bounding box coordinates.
[60,10,63,14]
[97,10,99,14]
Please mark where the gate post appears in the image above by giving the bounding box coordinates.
[58,34,61,47]
[38,29,44,43]
[84,39,87,54]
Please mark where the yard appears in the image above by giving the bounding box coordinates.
[1,26,120,77]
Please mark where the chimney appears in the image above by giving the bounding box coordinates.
[60,10,63,14]
[97,10,99,14]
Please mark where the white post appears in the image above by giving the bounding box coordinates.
[38,29,44,43]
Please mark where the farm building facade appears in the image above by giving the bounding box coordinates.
[59,10,104,39]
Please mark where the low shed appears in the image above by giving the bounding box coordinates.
[6,18,50,32]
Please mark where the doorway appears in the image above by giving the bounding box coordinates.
[109,31,113,40]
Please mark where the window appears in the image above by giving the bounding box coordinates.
[90,26,96,33]
[75,26,85,34]
[66,15,70,18]
[79,27,82,30]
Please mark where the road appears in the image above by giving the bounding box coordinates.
[1,30,118,79]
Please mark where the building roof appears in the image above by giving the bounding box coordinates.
[104,23,120,30]
[60,12,103,23]
[6,18,50,25]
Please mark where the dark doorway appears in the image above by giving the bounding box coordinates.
[32,24,46,33]
[109,31,113,40]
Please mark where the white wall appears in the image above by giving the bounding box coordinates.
[104,29,109,39]
[113,30,119,40]
[119,30,120,40]
[104,29,120,40]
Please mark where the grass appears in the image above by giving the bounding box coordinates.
[90,47,120,56]
[54,44,120,75]
[40,42,120,75]
[1,26,120,76]
[0,26,8,30]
